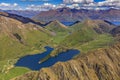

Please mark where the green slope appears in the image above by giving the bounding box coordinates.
[61,20,99,47]
[61,19,115,47]
[0,17,52,60]
[0,67,30,80]
[45,20,70,44]
[0,15,52,80]
[76,34,115,52]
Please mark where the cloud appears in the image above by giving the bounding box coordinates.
[106,0,119,2]
[0,3,18,7]
[13,3,18,7]
[63,0,120,6]
[26,3,56,11]
[63,0,94,4]
[93,0,120,7]
[24,0,120,11]
[77,0,120,9]
[0,3,10,7]
[0,3,19,10]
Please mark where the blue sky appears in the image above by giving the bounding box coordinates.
[0,0,105,6]
[94,0,105,2]
[0,0,119,10]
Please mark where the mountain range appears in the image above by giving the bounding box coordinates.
[32,8,120,22]
[5,10,40,18]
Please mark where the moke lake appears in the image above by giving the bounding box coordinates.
[15,46,80,70]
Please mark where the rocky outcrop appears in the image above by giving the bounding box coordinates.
[110,26,120,36]
[110,26,120,41]
[12,43,120,80]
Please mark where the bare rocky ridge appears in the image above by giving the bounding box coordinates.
[110,26,120,41]
[12,42,120,80]
[110,26,120,36]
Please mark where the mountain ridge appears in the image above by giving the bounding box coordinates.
[32,8,120,22]
[0,11,44,26]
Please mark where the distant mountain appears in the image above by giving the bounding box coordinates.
[33,8,120,22]
[5,10,40,18]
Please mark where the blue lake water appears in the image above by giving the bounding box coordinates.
[15,46,80,70]
[111,21,120,26]
[62,21,120,26]
[62,22,74,26]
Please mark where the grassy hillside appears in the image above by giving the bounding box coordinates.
[0,29,51,60]
[49,20,115,56]
[39,20,116,65]
[0,15,52,80]
[0,16,52,60]
[0,67,30,80]
[60,20,99,47]
[45,20,70,44]
[76,34,115,52]
[45,20,68,32]
[61,19,115,47]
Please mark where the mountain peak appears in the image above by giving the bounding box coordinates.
[52,20,60,23]
[71,19,115,34]
[45,20,68,33]
[49,20,68,29]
